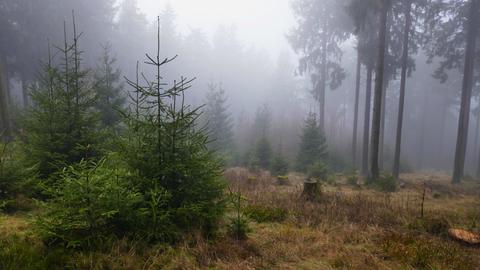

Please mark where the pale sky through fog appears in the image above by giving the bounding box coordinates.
[136,0,295,57]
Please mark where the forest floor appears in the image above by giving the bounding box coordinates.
[1,169,480,269]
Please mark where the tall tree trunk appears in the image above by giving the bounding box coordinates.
[475,113,480,177]
[477,150,480,179]
[362,67,373,175]
[352,46,362,168]
[379,12,392,171]
[418,91,429,169]
[393,0,412,180]
[379,80,388,170]
[0,63,11,141]
[452,0,479,183]
[21,74,29,108]
[438,97,448,168]
[319,20,328,133]
[369,1,389,182]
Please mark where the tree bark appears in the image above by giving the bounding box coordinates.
[379,79,388,170]
[393,0,412,180]
[352,46,362,168]
[303,179,321,201]
[369,1,389,182]
[0,63,11,141]
[475,113,480,178]
[452,0,479,183]
[21,74,29,108]
[319,18,328,133]
[473,112,480,170]
[418,91,429,169]
[379,12,393,171]
[362,68,373,175]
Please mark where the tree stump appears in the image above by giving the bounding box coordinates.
[303,178,321,201]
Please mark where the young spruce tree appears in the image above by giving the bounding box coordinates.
[296,113,327,172]
[203,82,235,164]
[23,17,103,180]
[94,43,125,130]
[122,17,226,241]
[246,105,273,171]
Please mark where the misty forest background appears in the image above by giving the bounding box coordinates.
[0,0,480,269]
[1,0,479,179]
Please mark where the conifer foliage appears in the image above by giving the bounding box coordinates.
[271,150,289,176]
[22,17,103,180]
[35,17,226,248]
[296,113,327,172]
[121,18,226,241]
[93,43,125,130]
[203,82,235,162]
[246,105,273,171]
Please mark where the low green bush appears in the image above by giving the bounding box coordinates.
[0,142,35,213]
[408,217,450,237]
[345,170,359,187]
[244,205,288,223]
[376,174,396,192]
[35,158,144,249]
[227,191,250,240]
[271,153,289,176]
[227,216,250,240]
[325,175,337,185]
[306,162,328,182]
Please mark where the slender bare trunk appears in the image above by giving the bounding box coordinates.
[369,1,389,182]
[0,63,11,141]
[362,67,373,175]
[393,0,412,179]
[452,0,479,183]
[352,46,362,168]
[379,12,392,171]
[379,80,388,170]
[475,113,480,178]
[21,74,29,108]
[418,91,429,169]
[319,18,328,133]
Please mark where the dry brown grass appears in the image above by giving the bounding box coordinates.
[1,169,479,269]
[217,168,480,269]
[0,214,30,237]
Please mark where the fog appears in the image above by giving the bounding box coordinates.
[138,0,295,55]
[1,0,480,179]
[2,0,480,267]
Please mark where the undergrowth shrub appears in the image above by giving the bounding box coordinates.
[35,158,142,249]
[295,113,327,173]
[244,205,288,223]
[271,152,289,176]
[0,142,34,212]
[408,217,450,236]
[345,170,359,187]
[227,190,250,240]
[375,174,396,192]
[307,161,328,182]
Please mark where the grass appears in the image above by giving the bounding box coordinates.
[0,169,479,269]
